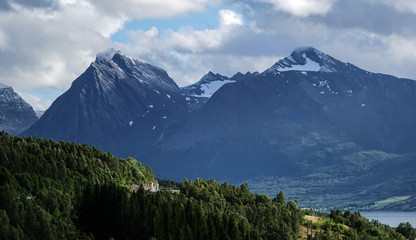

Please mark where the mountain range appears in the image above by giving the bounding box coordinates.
[22,47,416,210]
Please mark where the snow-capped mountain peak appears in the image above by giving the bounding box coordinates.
[264,46,364,74]
[181,72,235,98]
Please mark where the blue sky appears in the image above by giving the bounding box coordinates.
[1,0,416,110]
[112,8,223,43]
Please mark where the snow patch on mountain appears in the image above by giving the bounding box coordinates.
[194,79,235,98]
[278,57,321,72]
[181,71,236,98]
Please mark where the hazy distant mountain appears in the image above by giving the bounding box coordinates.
[0,83,38,135]
[23,47,416,210]
[35,110,45,118]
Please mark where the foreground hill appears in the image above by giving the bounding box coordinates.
[0,132,155,239]
[0,133,304,239]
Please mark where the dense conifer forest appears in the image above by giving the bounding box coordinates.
[0,131,415,239]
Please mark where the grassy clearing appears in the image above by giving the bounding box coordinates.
[362,195,413,210]
[299,215,350,239]
[376,196,411,205]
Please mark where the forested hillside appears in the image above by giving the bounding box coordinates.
[0,132,414,239]
[0,132,303,239]
[78,180,304,240]
[0,131,155,239]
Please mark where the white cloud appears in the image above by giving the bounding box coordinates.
[167,9,243,53]
[368,0,416,14]
[88,0,222,19]
[113,9,277,86]
[58,0,126,38]
[0,30,11,51]
[219,9,243,27]
[393,0,416,14]
[379,35,416,78]
[0,0,116,92]
[259,0,336,17]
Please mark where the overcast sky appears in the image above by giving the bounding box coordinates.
[1,0,416,110]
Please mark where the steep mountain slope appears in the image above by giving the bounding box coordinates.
[23,51,188,152]
[141,47,416,209]
[0,83,38,135]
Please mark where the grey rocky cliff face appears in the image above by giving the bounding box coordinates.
[0,85,38,135]
[142,182,159,192]
[129,182,159,192]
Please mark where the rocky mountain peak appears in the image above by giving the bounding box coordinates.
[230,71,259,81]
[91,50,180,94]
[0,83,38,135]
[181,72,234,98]
[264,46,364,74]
[95,48,121,62]
[200,71,229,82]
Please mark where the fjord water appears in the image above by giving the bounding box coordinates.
[360,212,416,227]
